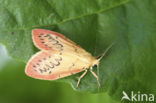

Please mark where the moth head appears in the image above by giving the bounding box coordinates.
[93,64,98,68]
[92,59,100,68]
[92,53,104,68]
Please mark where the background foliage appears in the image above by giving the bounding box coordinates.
[0,0,156,103]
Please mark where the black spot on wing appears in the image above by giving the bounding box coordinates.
[36,55,63,74]
[49,71,52,74]
[42,34,64,51]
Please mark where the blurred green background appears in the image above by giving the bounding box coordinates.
[0,44,118,103]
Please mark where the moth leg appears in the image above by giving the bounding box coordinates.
[76,69,88,88]
[90,67,101,88]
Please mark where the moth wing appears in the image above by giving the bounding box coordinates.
[25,50,90,80]
[32,29,84,52]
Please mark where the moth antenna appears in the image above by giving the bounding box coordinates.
[96,42,114,91]
[97,42,114,61]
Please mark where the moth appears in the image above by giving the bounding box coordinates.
[25,29,113,88]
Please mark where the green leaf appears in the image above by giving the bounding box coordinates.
[0,0,156,101]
